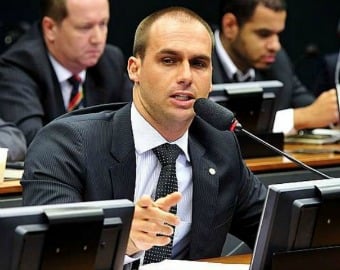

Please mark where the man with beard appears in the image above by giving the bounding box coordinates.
[213,0,338,134]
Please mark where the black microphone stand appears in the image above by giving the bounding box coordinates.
[233,123,333,180]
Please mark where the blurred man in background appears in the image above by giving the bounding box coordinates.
[0,0,132,145]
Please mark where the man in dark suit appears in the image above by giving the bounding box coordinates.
[0,0,132,145]
[213,0,338,134]
[22,7,266,268]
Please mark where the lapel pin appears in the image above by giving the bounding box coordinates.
[209,168,216,175]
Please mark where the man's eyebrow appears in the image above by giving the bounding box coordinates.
[157,49,210,60]
[254,27,283,35]
[157,49,180,56]
[193,55,211,61]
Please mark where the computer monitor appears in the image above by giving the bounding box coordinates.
[250,178,340,270]
[210,80,283,133]
[0,199,134,270]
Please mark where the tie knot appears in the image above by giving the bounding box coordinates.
[68,74,81,87]
[232,72,252,82]
[153,143,181,166]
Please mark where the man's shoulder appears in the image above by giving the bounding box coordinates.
[1,24,46,66]
[91,43,126,72]
[56,103,129,124]
[102,43,125,59]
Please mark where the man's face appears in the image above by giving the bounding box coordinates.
[229,5,286,70]
[128,16,213,136]
[45,0,109,73]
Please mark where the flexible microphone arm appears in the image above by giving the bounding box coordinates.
[193,97,333,180]
[232,122,333,179]
[335,47,340,112]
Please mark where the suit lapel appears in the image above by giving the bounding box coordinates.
[108,104,136,201]
[212,48,231,83]
[188,136,220,259]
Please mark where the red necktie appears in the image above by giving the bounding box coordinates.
[67,74,83,112]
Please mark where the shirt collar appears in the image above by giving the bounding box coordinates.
[131,103,190,161]
[214,29,255,82]
[48,54,86,83]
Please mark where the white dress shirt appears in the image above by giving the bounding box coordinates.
[124,104,193,264]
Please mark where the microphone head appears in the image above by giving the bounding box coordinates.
[194,98,238,131]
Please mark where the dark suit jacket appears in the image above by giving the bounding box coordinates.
[0,118,26,161]
[0,23,132,145]
[313,52,339,96]
[212,48,315,111]
[22,103,266,260]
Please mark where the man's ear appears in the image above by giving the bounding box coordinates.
[221,13,239,40]
[42,17,57,42]
[127,56,141,83]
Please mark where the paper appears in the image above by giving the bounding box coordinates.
[0,148,8,183]
[139,260,249,270]
[4,169,23,180]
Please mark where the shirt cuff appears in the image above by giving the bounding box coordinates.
[273,109,297,135]
[124,251,144,265]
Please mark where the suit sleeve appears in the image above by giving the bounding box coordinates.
[227,134,267,248]
[0,118,27,161]
[21,120,86,205]
[0,62,44,145]
[229,164,267,248]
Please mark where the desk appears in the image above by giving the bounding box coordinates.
[246,143,340,173]
[201,254,252,264]
[0,168,22,194]
[0,180,21,194]
[245,143,340,186]
[0,169,23,207]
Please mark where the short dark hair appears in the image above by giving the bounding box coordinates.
[40,0,68,23]
[219,0,286,27]
[133,6,214,59]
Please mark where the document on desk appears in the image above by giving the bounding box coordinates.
[139,260,250,270]
[4,169,23,180]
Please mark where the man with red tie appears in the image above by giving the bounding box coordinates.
[0,0,132,145]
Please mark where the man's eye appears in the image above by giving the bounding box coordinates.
[78,25,92,31]
[192,60,207,68]
[162,58,175,64]
[256,30,272,38]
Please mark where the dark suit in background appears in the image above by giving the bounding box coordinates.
[22,103,266,260]
[0,118,26,161]
[0,23,132,145]
[313,52,339,97]
[212,48,315,111]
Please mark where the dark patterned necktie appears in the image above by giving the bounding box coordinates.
[143,143,181,265]
[67,74,83,112]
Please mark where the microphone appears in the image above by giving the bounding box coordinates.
[194,98,332,179]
